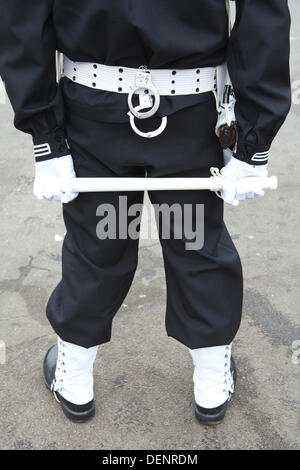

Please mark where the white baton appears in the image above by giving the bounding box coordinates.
[69,171,278,193]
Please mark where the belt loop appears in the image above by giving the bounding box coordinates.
[55,51,64,83]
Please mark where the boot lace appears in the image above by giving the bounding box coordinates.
[50,339,67,402]
[222,344,234,400]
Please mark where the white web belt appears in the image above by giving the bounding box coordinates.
[61,55,219,138]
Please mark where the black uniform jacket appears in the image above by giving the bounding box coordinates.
[0,0,291,165]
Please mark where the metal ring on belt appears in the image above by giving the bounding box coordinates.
[62,55,217,138]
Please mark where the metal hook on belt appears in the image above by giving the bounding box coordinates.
[128,67,160,119]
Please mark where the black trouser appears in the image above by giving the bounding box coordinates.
[46,93,243,348]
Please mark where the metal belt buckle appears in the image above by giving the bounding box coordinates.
[128,66,160,119]
[127,94,167,138]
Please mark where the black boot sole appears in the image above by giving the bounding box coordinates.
[43,345,95,423]
[195,402,228,425]
[194,357,237,426]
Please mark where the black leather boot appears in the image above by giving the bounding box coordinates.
[194,357,237,425]
[43,344,95,422]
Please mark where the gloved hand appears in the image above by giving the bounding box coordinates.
[220,156,268,206]
[33,154,78,203]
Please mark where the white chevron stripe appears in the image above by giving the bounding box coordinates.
[251,150,270,162]
[34,143,51,157]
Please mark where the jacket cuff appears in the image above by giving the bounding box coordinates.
[33,126,70,162]
[234,140,270,166]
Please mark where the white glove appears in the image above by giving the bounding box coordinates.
[221,156,268,206]
[33,154,78,203]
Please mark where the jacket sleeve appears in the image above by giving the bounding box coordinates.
[0,0,69,161]
[227,0,291,165]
